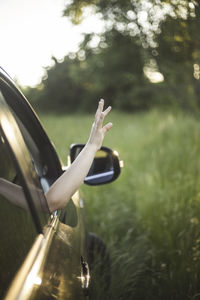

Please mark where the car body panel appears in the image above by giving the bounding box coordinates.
[5,217,87,300]
[0,66,120,299]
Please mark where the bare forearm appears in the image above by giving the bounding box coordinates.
[45,143,97,211]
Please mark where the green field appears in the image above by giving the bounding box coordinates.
[39,110,200,300]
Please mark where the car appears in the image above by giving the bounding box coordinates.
[0,67,121,300]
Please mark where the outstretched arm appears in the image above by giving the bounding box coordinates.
[46,99,112,212]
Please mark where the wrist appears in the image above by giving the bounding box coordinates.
[85,141,99,155]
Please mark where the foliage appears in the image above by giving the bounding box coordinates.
[26,30,153,113]
[154,4,200,112]
[24,0,200,114]
[39,110,200,299]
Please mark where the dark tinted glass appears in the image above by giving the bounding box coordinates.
[0,135,37,299]
[0,85,50,224]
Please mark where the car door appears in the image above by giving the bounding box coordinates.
[0,70,90,299]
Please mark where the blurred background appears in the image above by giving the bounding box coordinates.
[1,0,200,299]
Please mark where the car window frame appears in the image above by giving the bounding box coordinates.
[0,69,81,226]
[0,72,63,182]
[0,90,48,233]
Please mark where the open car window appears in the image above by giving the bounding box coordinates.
[12,112,50,193]
[0,80,62,186]
[0,91,50,226]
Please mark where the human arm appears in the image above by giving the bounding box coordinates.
[45,99,112,212]
[0,178,46,211]
[0,178,29,210]
[0,100,112,213]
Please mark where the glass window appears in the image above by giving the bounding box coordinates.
[0,82,62,186]
[0,80,79,228]
[13,112,51,193]
[0,86,50,224]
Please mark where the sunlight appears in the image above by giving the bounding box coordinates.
[0,0,104,87]
[193,64,200,80]
[144,67,164,83]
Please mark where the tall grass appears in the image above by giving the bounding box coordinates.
[39,110,200,300]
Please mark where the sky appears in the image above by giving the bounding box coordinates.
[0,0,103,87]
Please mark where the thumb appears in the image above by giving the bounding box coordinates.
[102,122,113,135]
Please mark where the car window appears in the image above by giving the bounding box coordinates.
[0,81,62,187]
[13,112,50,193]
[0,89,50,216]
[0,84,51,191]
[0,133,37,299]
[0,79,80,228]
[0,84,52,212]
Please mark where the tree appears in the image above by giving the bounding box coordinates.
[25,0,200,114]
[80,29,152,111]
[154,1,200,112]
[62,0,200,113]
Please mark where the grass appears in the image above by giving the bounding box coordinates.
[39,109,200,300]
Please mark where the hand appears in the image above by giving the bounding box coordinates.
[87,99,113,151]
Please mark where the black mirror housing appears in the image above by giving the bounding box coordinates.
[69,144,121,186]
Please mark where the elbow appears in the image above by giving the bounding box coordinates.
[46,192,70,213]
[48,199,65,213]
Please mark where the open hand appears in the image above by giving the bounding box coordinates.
[87,99,113,151]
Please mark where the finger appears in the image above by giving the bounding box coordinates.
[102,122,113,135]
[103,105,112,117]
[95,99,104,120]
[96,105,112,128]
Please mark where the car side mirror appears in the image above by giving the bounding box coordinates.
[69,144,121,186]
